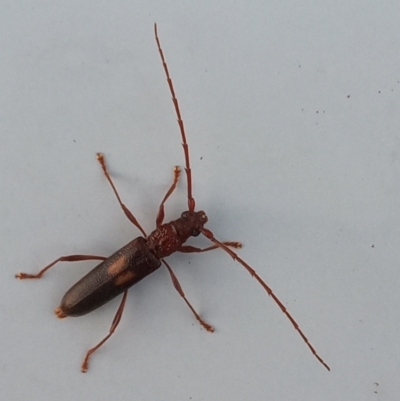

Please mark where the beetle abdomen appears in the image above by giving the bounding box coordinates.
[56,237,161,317]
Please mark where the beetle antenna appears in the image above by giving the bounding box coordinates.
[154,23,195,213]
[200,227,330,371]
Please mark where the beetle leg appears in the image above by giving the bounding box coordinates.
[15,255,107,279]
[162,259,214,333]
[156,166,181,227]
[81,290,128,373]
[96,153,147,237]
[178,241,242,253]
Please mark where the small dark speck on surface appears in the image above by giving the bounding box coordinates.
[347,95,350,98]
[200,156,203,160]
[371,244,374,248]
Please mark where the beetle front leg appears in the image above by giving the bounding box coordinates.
[156,166,181,227]
[162,259,214,333]
[15,255,107,279]
[178,241,242,253]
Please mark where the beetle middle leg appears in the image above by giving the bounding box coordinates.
[15,255,107,279]
[81,290,128,373]
[96,153,146,237]
[162,259,214,332]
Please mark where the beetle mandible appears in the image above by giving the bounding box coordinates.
[16,24,330,373]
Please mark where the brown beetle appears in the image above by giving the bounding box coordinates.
[16,24,329,373]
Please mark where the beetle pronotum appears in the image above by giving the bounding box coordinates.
[16,24,330,372]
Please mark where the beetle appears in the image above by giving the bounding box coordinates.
[16,24,330,372]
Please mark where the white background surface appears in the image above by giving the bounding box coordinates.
[1,1,400,400]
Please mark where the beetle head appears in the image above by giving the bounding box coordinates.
[174,210,208,239]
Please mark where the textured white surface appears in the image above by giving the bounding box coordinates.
[2,2,400,400]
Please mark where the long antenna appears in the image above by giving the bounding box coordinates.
[154,23,195,213]
[201,227,330,371]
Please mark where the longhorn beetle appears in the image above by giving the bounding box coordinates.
[16,24,330,372]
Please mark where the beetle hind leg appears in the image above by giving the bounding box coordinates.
[15,255,106,280]
[81,290,128,373]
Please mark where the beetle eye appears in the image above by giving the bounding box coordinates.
[181,211,189,220]
[191,229,200,237]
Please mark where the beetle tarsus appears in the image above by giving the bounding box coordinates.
[203,322,215,333]
[81,360,89,373]
[15,272,37,279]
